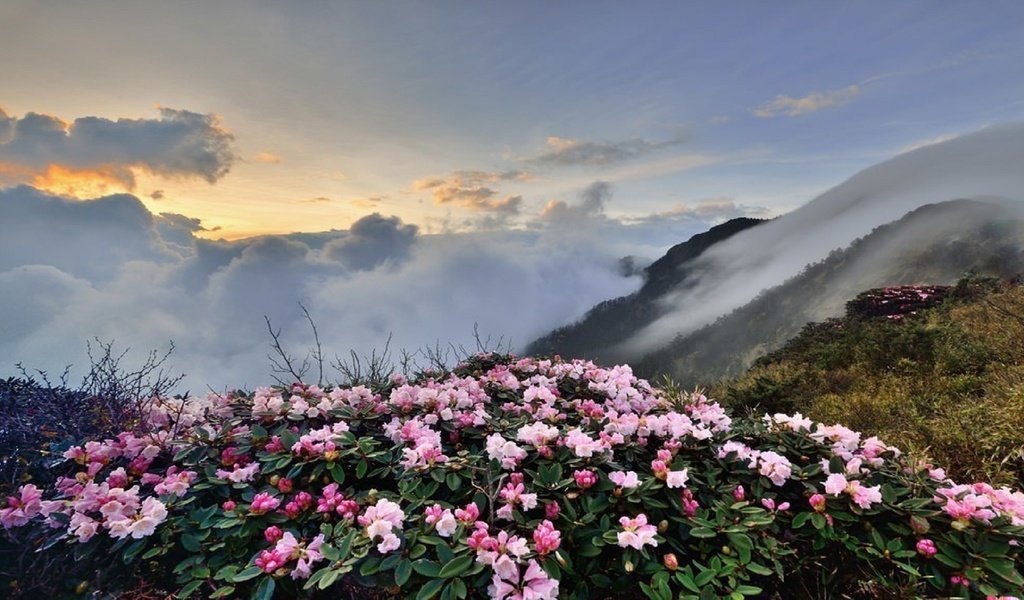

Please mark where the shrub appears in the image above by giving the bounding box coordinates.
[2,354,1022,599]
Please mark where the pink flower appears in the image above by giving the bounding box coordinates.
[733,486,746,502]
[486,434,528,470]
[680,489,699,518]
[809,494,827,513]
[358,498,405,553]
[265,526,284,543]
[544,501,561,520]
[0,484,43,528]
[250,493,281,514]
[824,473,848,496]
[758,451,793,486]
[455,502,480,523]
[609,471,640,489]
[761,498,790,512]
[916,538,937,557]
[222,500,236,512]
[532,520,561,555]
[616,513,658,549]
[665,469,689,489]
[573,470,597,489]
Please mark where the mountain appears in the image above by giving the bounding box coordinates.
[525,216,765,363]
[634,199,1024,384]
[529,124,1024,382]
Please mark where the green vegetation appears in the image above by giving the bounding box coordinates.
[717,276,1024,488]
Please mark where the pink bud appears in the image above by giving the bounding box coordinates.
[733,486,746,502]
[264,526,283,543]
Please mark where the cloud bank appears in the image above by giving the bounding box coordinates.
[0,181,742,389]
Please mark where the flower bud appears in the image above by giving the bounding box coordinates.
[624,560,635,573]
[663,553,679,571]
[658,520,669,534]
[269,474,281,486]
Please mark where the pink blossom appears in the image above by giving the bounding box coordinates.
[809,494,827,513]
[616,513,658,549]
[250,493,281,514]
[0,484,43,528]
[573,470,597,489]
[455,502,480,523]
[532,520,561,555]
[733,486,746,502]
[665,469,689,489]
[757,451,792,486]
[609,471,640,489]
[916,538,937,557]
[264,526,284,543]
[358,498,405,553]
[680,489,699,518]
[544,501,561,520]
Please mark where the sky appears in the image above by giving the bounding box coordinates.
[3,1,1024,238]
[2,1,1024,388]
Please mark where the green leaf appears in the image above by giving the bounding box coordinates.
[695,569,716,587]
[356,459,369,479]
[209,586,235,598]
[416,578,445,600]
[690,527,716,538]
[252,577,275,600]
[360,557,381,576]
[181,533,201,552]
[446,472,462,491]
[987,558,1024,585]
[413,559,442,578]
[438,555,474,579]
[396,559,413,586]
[177,580,203,598]
[232,566,263,583]
[318,569,341,590]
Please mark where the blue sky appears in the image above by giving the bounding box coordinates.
[2,1,1023,236]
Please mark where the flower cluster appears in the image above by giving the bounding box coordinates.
[1,353,1022,599]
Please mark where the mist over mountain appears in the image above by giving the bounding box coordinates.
[529,124,1024,378]
[637,198,1024,385]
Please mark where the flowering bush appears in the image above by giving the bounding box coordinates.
[2,353,1023,599]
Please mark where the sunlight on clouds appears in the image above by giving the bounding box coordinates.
[30,164,134,198]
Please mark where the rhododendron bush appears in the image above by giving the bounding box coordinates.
[3,354,1023,599]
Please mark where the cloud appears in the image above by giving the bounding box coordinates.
[323,213,418,271]
[0,106,236,196]
[753,85,860,118]
[0,180,731,389]
[525,133,689,167]
[253,151,282,164]
[412,170,530,213]
[538,181,611,224]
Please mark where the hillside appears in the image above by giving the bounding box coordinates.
[714,275,1024,488]
[525,216,764,362]
[633,199,1024,384]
